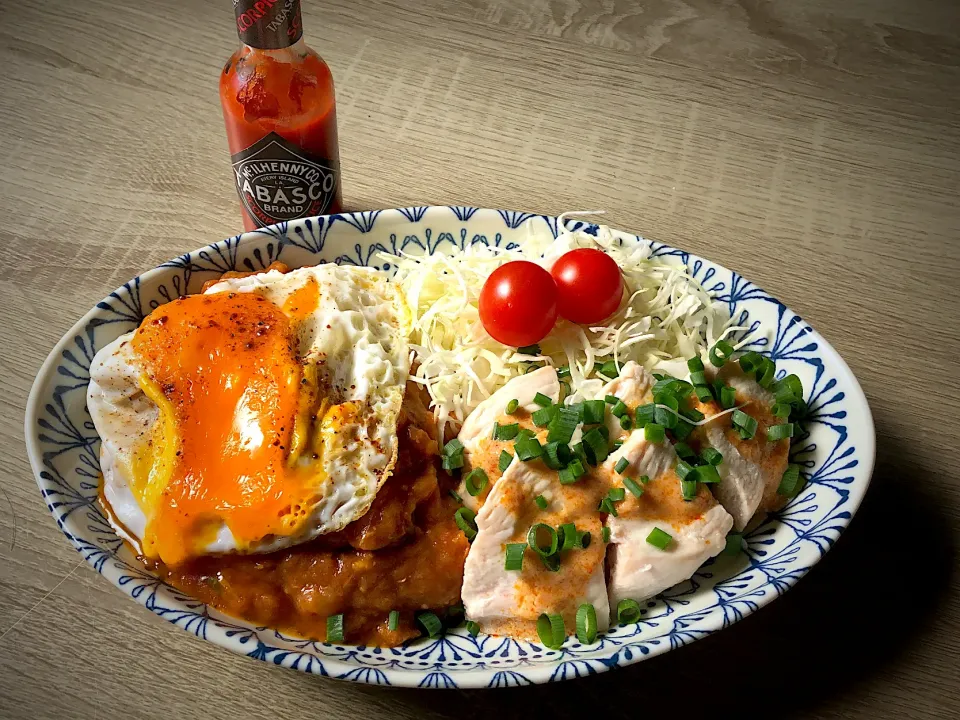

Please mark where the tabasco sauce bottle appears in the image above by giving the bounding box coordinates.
[221,0,342,231]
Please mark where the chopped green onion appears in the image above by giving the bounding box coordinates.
[674,442,696,461]
[607,487,626,502]
[732,410,758,440]
[697,464,722,484]
[701,447,724,466]
[723,532,744,556]
[326,614,345,642]
[547,406,580,444]
[559,523,578,551]
[515,435,543,461]
[709,340,734,367]
[449,489,464,505]
[532,405,556,427]
[616,598,642,624]
[645,423,666,443]
[623,476,644,497]
[599,360,619,378]
[774,374,803,402]
[739,351,763,374]
[493,422,520,441]
[676,460,697,480]
[777,464,803,497]
[517,343,541,355]
[672,421,693,441]
[535,494,548,510]
[614,457,630,475]
[542,441,570,470]
[557,365,571,379]
[720,385,737,409]
[654,396,679,429]
[690,370,708,387]
[611,400,629,418]
[576,603,598,644]
[441,453,464,471]
[454,507,478,540]
[756,357,776,388]
[772,402,792,418]
[582,427,610,464]
[612,440,623,452]
[505,398,519,414]
[388,610,400,631]
[442,438,464,457]
[687,356,705,372]
[681,407,705,423]
[673,380,695,400]
[417,611,443,638]
[767,423,795,441]
[571,442,588,466]
[652,375,679,397]
[527,524,559,557]
[619,415,633,430]
[559,381,572,401]
[680,478,698,501]
[605,394,619,405]
[694,385,714,403]
[598,497,618,517]
[533,392,552,408]
[516,427,535,440]
[536,612,565,649]
[646,527,673,550]
[567,401,585,421]
[577,531,592,549]
[636,403,656,428]
[558,458,586,484]
[504,542,526,571]
[464,467,489,496]
[597,424,610,440]
[582,399,606,424]
[640,474,651,484]
[466,620,481,637]
[540,553,561,572]
[498,450,513,472]
[602,526,611,543]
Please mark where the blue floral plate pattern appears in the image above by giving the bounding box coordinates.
[24,208,875,688]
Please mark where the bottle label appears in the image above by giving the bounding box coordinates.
[231,132,337,227]
[233,0,302,50]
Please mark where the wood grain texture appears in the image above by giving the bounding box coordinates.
[1,0,958,718]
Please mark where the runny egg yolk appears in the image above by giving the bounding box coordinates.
[130,287,320,566]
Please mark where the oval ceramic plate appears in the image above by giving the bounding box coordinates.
[25,207,874,688]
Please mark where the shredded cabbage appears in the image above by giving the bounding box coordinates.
[379,221,745,438]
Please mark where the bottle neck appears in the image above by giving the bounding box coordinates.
[233,0,303,50]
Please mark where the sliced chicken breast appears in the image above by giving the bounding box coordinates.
[461,458,610,640]
[456,367,560,511]
[600,431,733,608]
[691,365,790,530]
[597,361,655,442]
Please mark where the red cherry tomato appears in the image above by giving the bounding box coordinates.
[551,248,624,324]
[479,261,558,347]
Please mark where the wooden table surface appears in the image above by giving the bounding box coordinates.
[2,0,959,718]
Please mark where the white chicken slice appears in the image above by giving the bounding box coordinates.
[597,361,655,442]
[456,367,560,511]
[691,365,791,530]
[461,458,610,640]
[601,431,733,608]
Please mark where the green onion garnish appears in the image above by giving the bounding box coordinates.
[527,523,559,557]
[619,415,633,430]
[582,427,609,464]
[777,464,803,497]
[455,506,478,540]
[614,457,630,475]
[611,400,629,418]
[723,532,743,556]
[388,610,400,631]
[466,620,480,637]
[697,464,722,484]
[756,358,776,389]
[623,476,644,497]
[535,494,548,510]
[532,405,556,427]
[493,422,520,441]
[674,442,696,461]
[605,394,619,404]
[577,530,592,549]
[607,487,626,502]
[504,542,526,571]
[720,385,737,409]
[775,374,803,402]
[559,523,578,551]
[536,612,565,649]
[326,614,345,642]
[515,435,543,461]
[602,526,611,543]
[558,458,586,484]
[498,449,513,472]
[732,410,758,440]
[612,439,624,452]
[681,407,705,423]
[441,453,464,471]
[767,423,794,441]
[640,474,651,483]
[772,402,792,418]
[540,553,561,572]
[690,370,708,387]
[687,356,705,373]
[709,340,734,367]
[695,384,714,402]
[676,460,697,480]
[739,351,763,374]
[616,598,642,624]
[645,527,673,550]
[672,420,693,441]
[680,478,698,501]
[557,365,571,379]
[636,403,656,428]
[567,401,585,421]
[542,441,570,470]
[517,343,541,355]
[654,397,679,429]
[599,360,619,378]
[576,603,598,644]
[505,398,519,414]
[645,423,666,443]
[652,375,680,397]
[533,392,552,408]
[597,497,618,517]
[417,611,443,638]
[449,488,463,504]
[463,468,489,496]
[547,406,580,444]
[701,447,724,465]
[443,438,464,456]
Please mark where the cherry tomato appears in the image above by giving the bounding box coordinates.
[479,261,558,347]
[551,248,624,324]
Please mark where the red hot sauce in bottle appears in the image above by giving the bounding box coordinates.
[221,0,342,231]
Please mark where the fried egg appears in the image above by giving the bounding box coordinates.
[88,265,410,566]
